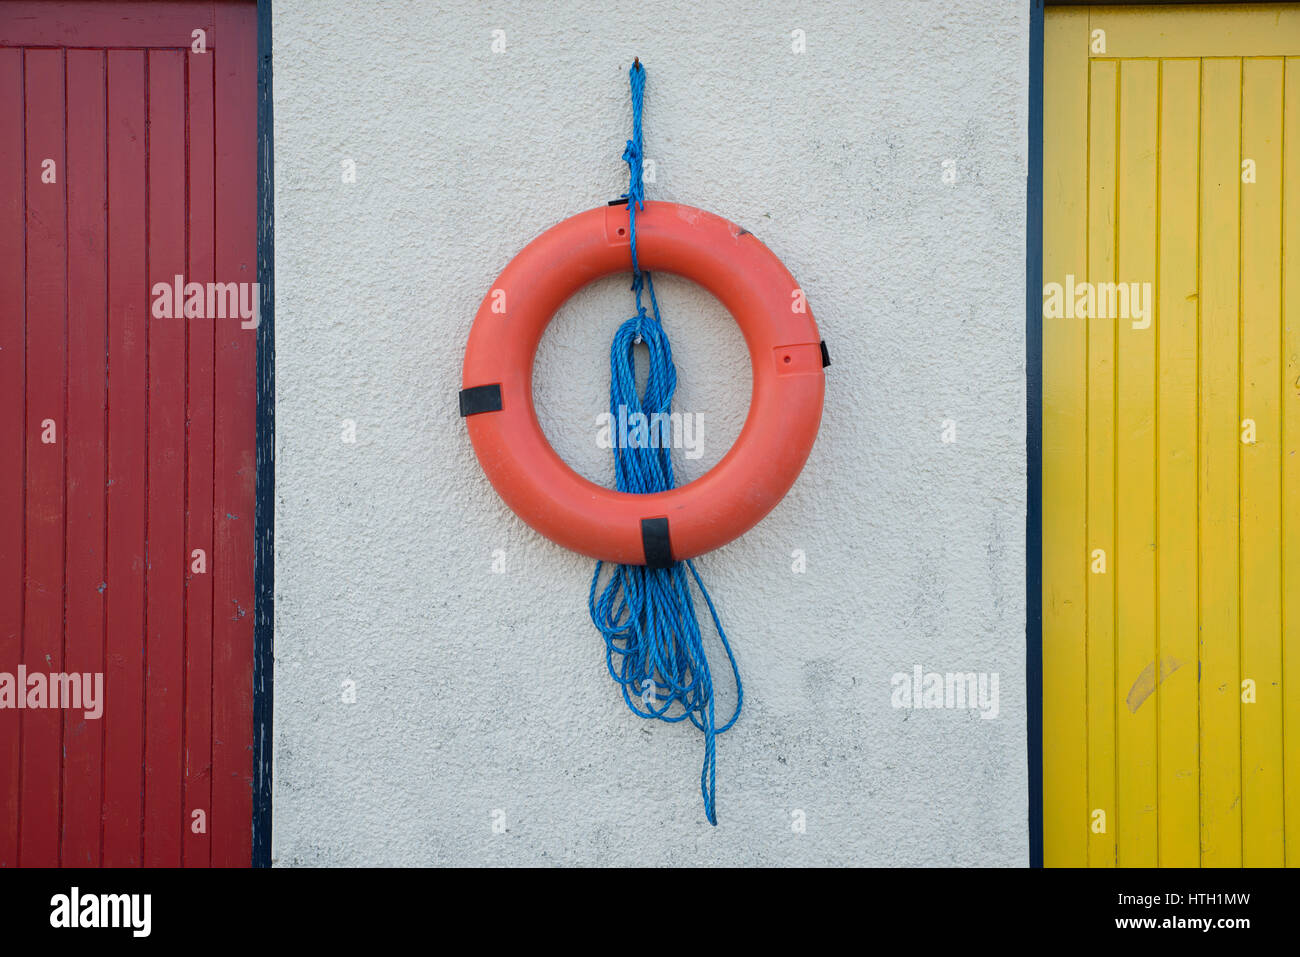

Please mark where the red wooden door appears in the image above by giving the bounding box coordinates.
[0,1,258,866]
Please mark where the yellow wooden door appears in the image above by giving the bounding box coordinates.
[1043,4,1300,867]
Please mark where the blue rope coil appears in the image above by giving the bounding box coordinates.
[588,60,743,825]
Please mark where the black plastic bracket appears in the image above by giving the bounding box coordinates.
[640,517,673,569]
[458,384,503,417]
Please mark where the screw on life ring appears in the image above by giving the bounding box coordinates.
[460,200,827,566]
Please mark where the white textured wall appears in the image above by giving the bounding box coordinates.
[272,0,1030,865]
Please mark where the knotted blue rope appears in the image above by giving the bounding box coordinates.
[589,60,743,825]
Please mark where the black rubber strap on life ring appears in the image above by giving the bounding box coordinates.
[820,341,831,368]
[640,517,673,569]
[459,384,503,416]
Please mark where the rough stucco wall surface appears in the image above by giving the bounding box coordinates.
[272,0,1029,865]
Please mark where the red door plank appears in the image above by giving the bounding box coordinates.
[183,47,215,869]
[143,48,186,868]
[0,46,25,869]
[61,47,108,867]
[21,47,68,867]
[102,48,147,867]
[0,2,217,50]
[211,0,257,867]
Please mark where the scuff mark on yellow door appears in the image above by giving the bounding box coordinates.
[1125,656,1182,713]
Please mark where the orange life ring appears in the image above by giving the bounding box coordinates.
[460,200,826,566]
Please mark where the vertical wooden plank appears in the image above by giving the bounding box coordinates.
[21,47,68,868]
[1115,57,1159,867]
[1042,7,1090,868]
[0,47,25,869]
[102,49,147,868]
[1239,56,1285,867]
[62,48,108,867]
[1199,56,1243,868]
[184,45,216,869]
[143,48,186,868]
[1283,56,1300,869]
[1087,58,1119,868]
[212,0,258,866]
[1155,58,1201,868]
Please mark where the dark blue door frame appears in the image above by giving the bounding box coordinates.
[1027,0,1045,869]
[253,0,274,868]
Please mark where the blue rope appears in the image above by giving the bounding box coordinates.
[589,60,743,826]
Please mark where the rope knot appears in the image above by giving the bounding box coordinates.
[621,140,645,210]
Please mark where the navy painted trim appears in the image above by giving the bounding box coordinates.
[1026,0,1045,869]
[253,0,275,869]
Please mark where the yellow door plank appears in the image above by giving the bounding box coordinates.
[1155,58,1202,868]
[1115,58,1159,867]
[1198,57,1243,868]
[1239,56,1285,867]
[1087,58,1120,869]
[1282,57,1300,868]
[1042,7,1091,868]
[1088,5,1300,58]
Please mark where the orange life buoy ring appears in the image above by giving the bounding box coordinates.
[460,200,826,566]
